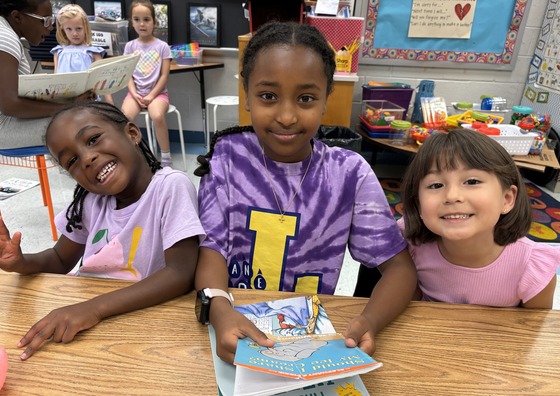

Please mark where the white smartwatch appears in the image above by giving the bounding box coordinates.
[195,288,234,324]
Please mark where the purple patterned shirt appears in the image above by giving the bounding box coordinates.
[199,132,406,294]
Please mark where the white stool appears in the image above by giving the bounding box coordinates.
[140,104,187,170]
[205,96,239,150]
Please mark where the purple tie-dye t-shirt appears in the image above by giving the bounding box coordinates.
[198,132,406,295]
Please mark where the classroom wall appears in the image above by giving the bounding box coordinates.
[40,2,546,141]
[175,2,547,139]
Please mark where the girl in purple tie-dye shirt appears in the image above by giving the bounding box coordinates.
[194,21,417,364]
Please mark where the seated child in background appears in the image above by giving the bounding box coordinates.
[194,21,417,364]
[51,4,113,104]
[400,128,559,308]
[0,102,204,360]
[121,0,173,168]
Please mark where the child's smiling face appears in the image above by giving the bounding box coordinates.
[46,109,152,207]
[245,44,328,163]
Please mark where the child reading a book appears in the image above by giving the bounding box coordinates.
[51,4,113,104]
[121,0,173,168]
[0,101,204,360]
[400,128,559,308]
[194,21,417,363]
[0,0,95,150]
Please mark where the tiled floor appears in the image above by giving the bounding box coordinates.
[0,144,558,309]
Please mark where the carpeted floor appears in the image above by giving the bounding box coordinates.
[379,178,560,244]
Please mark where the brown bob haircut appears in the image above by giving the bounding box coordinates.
[401,128,532,246]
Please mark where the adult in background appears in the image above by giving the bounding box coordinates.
[0,0,94,151]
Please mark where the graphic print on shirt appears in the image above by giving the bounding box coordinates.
[227,208,321,293]
[80,227,143,280]
[136,50,161,76]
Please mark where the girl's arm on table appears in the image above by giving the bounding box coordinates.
[18,236,200,360]
[344,249,417,354]
[195,247,273,363]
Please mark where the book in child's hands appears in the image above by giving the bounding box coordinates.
[18,53,140,102]
[208,295,377,396]
[233,333,381,396]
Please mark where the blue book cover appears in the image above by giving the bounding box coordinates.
[234,333,381,380]
[208,295,381,396]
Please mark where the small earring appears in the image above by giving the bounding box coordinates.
[502,209,508,214]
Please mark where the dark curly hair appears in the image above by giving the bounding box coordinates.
[241,21,336,96]
[45,102,161,233]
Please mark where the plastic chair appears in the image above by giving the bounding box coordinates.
[0,149,57,241]
[205,96,239,150]
[140,104,187,169]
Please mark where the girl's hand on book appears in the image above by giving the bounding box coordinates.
[0,212,25,273]
[344,314,376,356]
[211,299,274,364]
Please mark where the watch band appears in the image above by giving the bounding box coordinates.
[204,288,234,307]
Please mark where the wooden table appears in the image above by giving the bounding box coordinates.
[357,126,560,172]
[1,272,559,395]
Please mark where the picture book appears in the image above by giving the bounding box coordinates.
[18,53,140,102]
[209,326,371,396]
[233,333,381,396]
[0,178,40,200]
[207,295,380,396]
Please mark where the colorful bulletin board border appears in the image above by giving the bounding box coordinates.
[358,0,531,70]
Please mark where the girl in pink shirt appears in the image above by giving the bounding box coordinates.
[400,128,559,309]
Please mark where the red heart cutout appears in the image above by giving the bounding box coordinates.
[455,3,471,21]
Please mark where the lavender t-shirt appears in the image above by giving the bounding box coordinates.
[198,132,406,294]
[56,168,205,280]
[123,38,171,97]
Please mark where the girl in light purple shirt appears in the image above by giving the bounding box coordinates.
[400,128,559,309]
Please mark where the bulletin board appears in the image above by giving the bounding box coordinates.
[521,0,560,132]
[357,0,532,70]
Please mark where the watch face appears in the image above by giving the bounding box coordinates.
[195,290,210,324]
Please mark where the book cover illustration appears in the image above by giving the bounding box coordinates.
[234,294,336,337]
[0,178,40,200]
[18,53,140,102]
[234,333,381,380]
[215,295,381,396]
[208,326,370,396]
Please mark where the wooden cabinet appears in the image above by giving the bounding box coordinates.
[238,34,356,127]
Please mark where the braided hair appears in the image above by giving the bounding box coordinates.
[194,21,335,177]
[0,0,46,16]
[242,21,335,95]
[45,102,162,233]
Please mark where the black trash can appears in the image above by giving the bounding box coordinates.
[315,125,362,153]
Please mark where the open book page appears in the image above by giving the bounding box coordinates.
[18,53,139,102]
[206,295,377,396]
[85,53,139,94]
[208,326,370,396]
[234,295,336,336]
[233,334,381,396]
[0,178,39,200]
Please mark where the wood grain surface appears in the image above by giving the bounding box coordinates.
[1,272,559,395]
